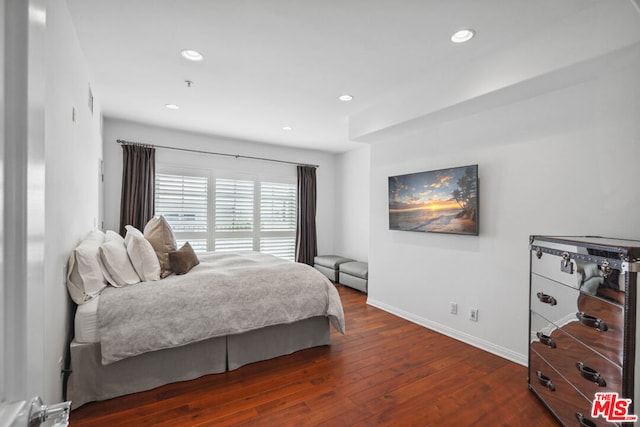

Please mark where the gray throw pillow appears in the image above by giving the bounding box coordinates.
[169,242,200,275]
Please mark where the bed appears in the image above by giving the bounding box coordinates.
[65,224,345,409]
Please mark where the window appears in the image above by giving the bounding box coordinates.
[213,178,255,252]
[155,172,209,252]
[212,178,297,261]
[259,181,296,260]
[260,182,296,232]
[214,178,254,232]
[155,169,296,261]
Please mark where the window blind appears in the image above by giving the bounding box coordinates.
[175,239,208,253]
[215,178,254,232]
[260,237,296,261]
[155,173,208,233]
[214,238,254,252]
[155,170,296,259]
[260,182,296,232]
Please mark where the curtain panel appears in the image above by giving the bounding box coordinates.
[119,144,156,236]
[295,166,318,265]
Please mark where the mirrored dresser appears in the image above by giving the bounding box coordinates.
[529,236,640,427]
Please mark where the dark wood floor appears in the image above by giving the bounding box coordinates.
[71,285,558,426]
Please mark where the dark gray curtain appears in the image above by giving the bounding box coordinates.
[119,144,155,236]
[295,166,318,265]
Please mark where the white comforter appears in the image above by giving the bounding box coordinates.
[97,251,345,364]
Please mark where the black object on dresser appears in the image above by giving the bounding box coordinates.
[528,236,640,427]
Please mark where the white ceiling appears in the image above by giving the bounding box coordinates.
[66,0,606,153]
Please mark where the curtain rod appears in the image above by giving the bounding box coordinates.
[116,139,319,168]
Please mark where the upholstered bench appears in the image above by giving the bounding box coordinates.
[339,261,368,294]
[314,255,354,282]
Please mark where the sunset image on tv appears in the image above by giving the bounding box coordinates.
[388,165,478,235]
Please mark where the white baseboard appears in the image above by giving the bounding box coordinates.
[366,298,527,366]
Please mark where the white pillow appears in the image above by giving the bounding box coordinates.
[105,229,125,245]
[99,240,141,287]
[66,230,107,304]
[124,225,161,281]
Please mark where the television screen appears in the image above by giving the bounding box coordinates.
[388,164,478,235]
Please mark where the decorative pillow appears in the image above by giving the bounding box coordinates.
[99,240,141,287]
[124,225,161,281]
[143,216,177,278]
[169,242,200,275]
[66,230,107,304]
[105,229,125,245]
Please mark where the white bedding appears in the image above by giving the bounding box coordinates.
[74,296,100,343]
[97,251,345,364]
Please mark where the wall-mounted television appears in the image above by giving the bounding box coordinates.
[388,164,478,235]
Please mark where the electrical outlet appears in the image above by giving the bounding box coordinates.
[449,302,457,315]
[470,308,478,322]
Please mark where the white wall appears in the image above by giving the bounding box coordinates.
[350,1,640,144]
[43,0,103,402]
[0,0,6,403]
[334,146,370,262]
[366,56,640,364]
[3,0,46,403]
[102,118,337,256]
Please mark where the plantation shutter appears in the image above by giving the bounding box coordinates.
[155,173,208,251]
[214,178,254,252]
[260,237,296,261]
[260,182,296,232]
[155,169,296,259]
[259,182,296,261]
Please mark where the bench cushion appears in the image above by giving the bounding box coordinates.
[314,255,354,269]
[339,261,368,279]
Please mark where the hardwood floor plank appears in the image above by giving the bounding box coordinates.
[70,284,558,426]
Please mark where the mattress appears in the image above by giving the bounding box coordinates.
[74,296,99,343]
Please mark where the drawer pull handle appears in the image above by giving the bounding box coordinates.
[576,312,608,332]
[536,371,556,392]
[537,292,557,306]
[536,332,556,349]
[576,362,607,387]
[575,413,597,427]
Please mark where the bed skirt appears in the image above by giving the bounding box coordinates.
[68,316,330,409]
[227,316,330,370]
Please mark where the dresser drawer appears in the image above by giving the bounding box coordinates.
[529,350,614,427]
[531,244,626,305]
[531,275,624,365]
[531,245,582,289]
[531,274,581,327]
[531,312,622,398]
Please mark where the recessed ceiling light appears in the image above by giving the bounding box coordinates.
[282,126,293,131]
[451,29,475,43]
[181,49,204,61]
[339,94,354,102]
[165,104,180,110]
